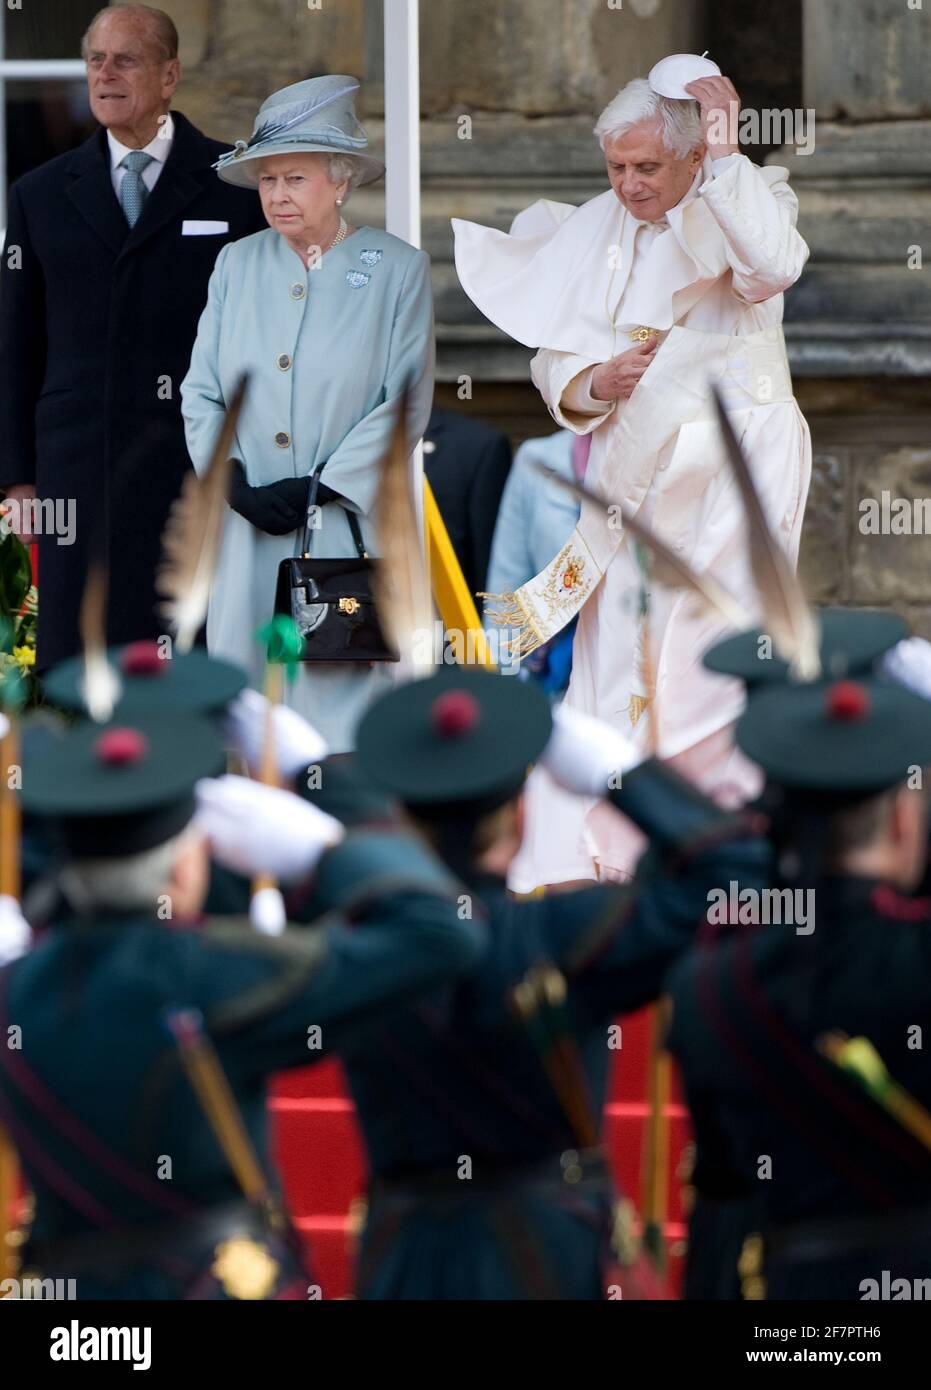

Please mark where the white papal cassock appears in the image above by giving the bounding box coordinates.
[453,152,812,887]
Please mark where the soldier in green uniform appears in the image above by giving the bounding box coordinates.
[16,641,250,921]
[0,707,484,1299]
[681,606,912,1300]
[666,668,931,1300]
[329,664,769,1300]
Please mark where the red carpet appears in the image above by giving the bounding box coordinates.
[269,1005,689,1298]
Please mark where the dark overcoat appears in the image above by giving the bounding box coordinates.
[0,112,265,669]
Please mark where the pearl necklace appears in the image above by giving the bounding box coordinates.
[325,215,348,252]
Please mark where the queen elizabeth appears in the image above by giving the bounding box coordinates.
[181,75,434,750]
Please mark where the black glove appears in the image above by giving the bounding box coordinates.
[266,476,314,514]
[228,462,302,536]
[229,463,343,536]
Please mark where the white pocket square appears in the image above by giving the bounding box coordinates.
[182,220,229,236]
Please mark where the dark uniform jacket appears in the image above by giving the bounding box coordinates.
[340,766,767,1300]
[0,112,265,669]
[667,875,931,1300]
[0,826,483,1299]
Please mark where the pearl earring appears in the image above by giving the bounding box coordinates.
[336,197,344,207]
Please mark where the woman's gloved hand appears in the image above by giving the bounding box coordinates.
[228,461,303,535]
[228,463,341,535]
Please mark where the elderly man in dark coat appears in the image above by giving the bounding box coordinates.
[0,4,264,670]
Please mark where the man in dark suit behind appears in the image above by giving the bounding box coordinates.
[0,4,265,670]
[423,407,512,601]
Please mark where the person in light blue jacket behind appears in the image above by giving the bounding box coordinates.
[181,76,434,751]
[485,430,588,695]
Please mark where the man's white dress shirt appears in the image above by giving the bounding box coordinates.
[107,110,174,199]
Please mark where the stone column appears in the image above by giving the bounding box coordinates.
[776,0,931,377]
[173,0,365,140]
[780,0,931,632]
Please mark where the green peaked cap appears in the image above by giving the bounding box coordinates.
[356,667,553,808]
[43,642,248,718]
[703,607,908,688]
[21,711,225,857]
[736,675,931,794]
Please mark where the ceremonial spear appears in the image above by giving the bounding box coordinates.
[0,618,26,1279]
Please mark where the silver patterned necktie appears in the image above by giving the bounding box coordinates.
[119,150,154,227]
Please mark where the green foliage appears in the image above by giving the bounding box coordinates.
[0,532,38,710]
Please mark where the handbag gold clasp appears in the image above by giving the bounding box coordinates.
[338,597,361,615]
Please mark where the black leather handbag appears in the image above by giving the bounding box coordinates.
[273,465,399,663]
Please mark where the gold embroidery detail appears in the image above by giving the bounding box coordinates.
[560,558,584,591]
[539,543,591,621]
[480,539,594,659]
[478,591,546,658]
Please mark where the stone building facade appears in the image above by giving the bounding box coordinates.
[102,0,931,627]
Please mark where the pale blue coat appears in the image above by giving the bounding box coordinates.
[181,225,434,750]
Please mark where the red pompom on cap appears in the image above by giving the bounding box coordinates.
[431,689,480,739]
[95,727,149,767]
[121,641,167,678]
[825,680,870,723]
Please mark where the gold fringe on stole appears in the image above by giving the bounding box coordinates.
[476,591,547,658]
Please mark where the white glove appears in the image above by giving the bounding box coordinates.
[882,638,931,703]
[540,705,643,797]
[223,688,329,781]
[195,775,344,885]
[0,896,32,965]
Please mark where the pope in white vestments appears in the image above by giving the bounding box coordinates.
[453,64,812,888]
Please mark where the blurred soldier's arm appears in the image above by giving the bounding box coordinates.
[536,706,768,1019]
[194,775,485,1074]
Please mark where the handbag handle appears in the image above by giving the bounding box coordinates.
[301,463,368,561]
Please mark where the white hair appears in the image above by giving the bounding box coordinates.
[61,826,196,913]
[594,78,702,159]
[326,153,364,198]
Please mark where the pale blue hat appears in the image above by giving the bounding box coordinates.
[214,74,385,189]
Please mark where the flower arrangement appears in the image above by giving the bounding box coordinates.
[0,532,38,710]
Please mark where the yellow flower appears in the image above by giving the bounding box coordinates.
[12,646,35,668]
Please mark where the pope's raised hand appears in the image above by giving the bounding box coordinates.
[195,775,344,883]
[590,338,658,403]
[685,75,741,158]
[224,687,329,781]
